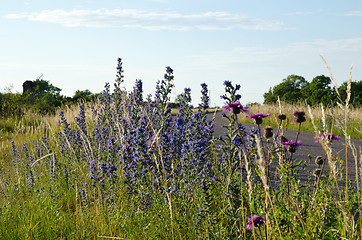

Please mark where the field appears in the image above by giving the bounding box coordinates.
[0,65,361,239]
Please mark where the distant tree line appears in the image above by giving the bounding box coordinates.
[263,75,362,106]
[2,74,361,118]
[0,78,100,117]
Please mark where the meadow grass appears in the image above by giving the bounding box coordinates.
[0,62,361,239]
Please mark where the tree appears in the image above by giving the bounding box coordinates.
[263,88,277,104]
[301,75,335,106]
[338,80,362,106]
[263,75,309,104]
[24,78,64,114]
[73,89,94,102]
[33,79,62,97]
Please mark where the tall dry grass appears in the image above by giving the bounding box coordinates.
[0,103,90,152]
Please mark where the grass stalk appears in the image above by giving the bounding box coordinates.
[255,135,269,239]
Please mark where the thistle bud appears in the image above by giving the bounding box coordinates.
[278,114,287,121]
[294,111,306,123]
[263,126,273,139]
[280,135,288,143]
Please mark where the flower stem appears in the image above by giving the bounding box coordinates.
[288,122,302,164]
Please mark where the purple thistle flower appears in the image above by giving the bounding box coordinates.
[314,133,341,144]
[247,112,270,125]
[223,102,249,114]
[281,140,303,153]
[246,215,265,230]
[281,140,303,147]
[293,111,306,123]
[294,111,305,117]
[324,133,341,142]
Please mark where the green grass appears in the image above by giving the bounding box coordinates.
[0,101,361,239]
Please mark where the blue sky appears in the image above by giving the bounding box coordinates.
[1,0,362,107]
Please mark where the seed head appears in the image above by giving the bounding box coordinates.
[315,156,324,166]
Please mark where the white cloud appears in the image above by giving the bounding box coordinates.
[4,8,290,31]
[346,11,362,16]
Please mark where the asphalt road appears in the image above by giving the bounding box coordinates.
[210,111,362,184]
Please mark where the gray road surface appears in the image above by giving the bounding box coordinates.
[210,111,362,184]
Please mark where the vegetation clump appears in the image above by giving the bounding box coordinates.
[0,59,361,239]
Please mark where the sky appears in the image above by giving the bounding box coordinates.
[1,0,362,107]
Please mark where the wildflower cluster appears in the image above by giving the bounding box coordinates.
[3,58,350,239]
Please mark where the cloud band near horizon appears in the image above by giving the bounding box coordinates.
[4,8,291,31]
